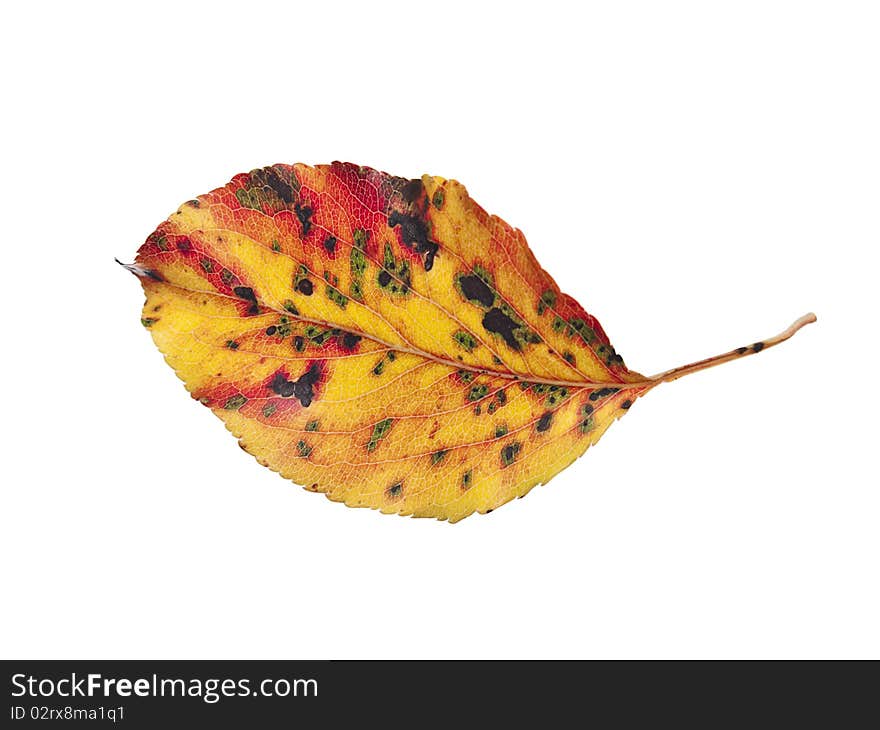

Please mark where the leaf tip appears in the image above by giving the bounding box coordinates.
[116,257,163,281]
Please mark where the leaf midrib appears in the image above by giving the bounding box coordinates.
[141,272,652,390]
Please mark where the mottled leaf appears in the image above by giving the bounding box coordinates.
[123,162,815,522]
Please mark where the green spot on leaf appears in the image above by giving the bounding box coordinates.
[350,248,366,277]
[327,285,349,309]
[462,469,473,489]
[500,442,521,467]
[367,418,393,452]
[224,394,247,410]
[353,228,369,250]
[453,330,478,352]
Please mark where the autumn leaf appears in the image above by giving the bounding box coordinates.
[122,162,815,522]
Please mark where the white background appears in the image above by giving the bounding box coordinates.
[1,1,877,659]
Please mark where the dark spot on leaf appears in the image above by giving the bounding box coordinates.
[386,482,403,500]
[431,450,448,466]
[341,332,361,350]
[483,307,521,350]
[233,286,259,315]
[296,278,314,296]
[752,342,765,353]
[269,364,321,408]
[589,387,620,402]
[262,166,296,204]
[293,336,305,352]
[266,326,277,336]
[294,202,313,236]
[461,469,473,490]
[736,346,748,355]
[388,210,438,271]
[323,235,337,254]
[458,274,494,307]
[536,412,553,432]
[501,442,521,467]
[378,269,392,287]
[401,179,423,203]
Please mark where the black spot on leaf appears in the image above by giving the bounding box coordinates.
[501,442,521,467]
[588,387,620,402]
[294,202,313,236]
[483,307,520,350]
[536,412,553,432]
[388,211,438,271]
[269,364,321,408]
[458,274,494,308]
[341,332,361,350]
[262,167,296,204]
[232,286,259,315]
[401,179,423,203]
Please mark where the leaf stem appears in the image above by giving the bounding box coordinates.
[648,312,817,385]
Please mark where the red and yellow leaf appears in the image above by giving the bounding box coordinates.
[124,162,815,522]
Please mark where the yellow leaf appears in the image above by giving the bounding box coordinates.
[124,163,815,522]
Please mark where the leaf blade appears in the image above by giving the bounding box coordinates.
[129,162,813,521]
